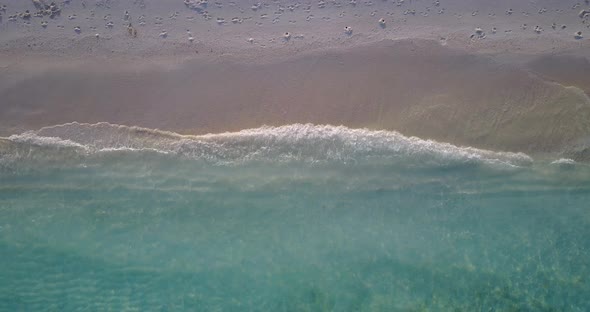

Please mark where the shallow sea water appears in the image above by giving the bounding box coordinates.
[1,123,589,311]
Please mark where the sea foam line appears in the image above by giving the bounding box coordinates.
[2,122,533,167]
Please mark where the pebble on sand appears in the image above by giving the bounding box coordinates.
[471,27,485,39]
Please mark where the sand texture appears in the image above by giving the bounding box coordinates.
[1,0,590,159]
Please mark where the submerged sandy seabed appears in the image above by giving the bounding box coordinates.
[0,0,590,160]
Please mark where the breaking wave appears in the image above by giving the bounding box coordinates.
[1,122,533,168]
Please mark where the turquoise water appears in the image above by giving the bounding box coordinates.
[1,123,589,311]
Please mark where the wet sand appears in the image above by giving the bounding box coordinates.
[1,0,590,158]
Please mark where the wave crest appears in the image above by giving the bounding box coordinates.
[1,122,533,167]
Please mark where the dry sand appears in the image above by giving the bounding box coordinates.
[1,0,590,159]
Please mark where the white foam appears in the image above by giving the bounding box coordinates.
[551,158,576,165]
[2,123,533,167]
[7,131,89,150]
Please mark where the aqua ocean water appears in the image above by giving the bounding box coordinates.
[1,123,589,311]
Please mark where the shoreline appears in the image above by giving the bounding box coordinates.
[1,38,590,157]
[1,0,590,159]
[2,120,588,165]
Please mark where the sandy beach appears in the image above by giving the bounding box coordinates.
[1,0,590,159]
